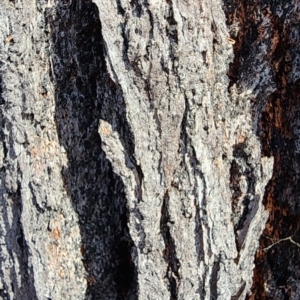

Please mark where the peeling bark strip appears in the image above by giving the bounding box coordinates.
[1,0,298,299]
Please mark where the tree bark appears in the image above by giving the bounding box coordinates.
[0,0,298,299]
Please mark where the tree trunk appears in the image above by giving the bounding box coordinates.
[0,0,299,299]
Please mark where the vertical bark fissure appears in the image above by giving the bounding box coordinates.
[188,141,207,263]
[49,1,137,298]
[0,60,10,298]
[180,95,206,295]
[160,190,180,300]
[189,144,210,299]
[2,187,20,298]
[0,74,4,105]
[165,0,178,49]
[209,256,220,300]
[116,0,125,16]
[120,18,131,71]
[232,142,258,252]
[3,177,38,299]
[16,221,38,300]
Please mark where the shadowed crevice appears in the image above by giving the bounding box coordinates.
[180,94,206,296]
[209,256,220,300]
[160,190,180,300]
[0,74,4,105]
[1,178,38,299]
[49,1,137,299]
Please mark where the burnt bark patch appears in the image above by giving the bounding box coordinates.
[242,3,300,300]
[224,2,300,298]
[223,0,260,88]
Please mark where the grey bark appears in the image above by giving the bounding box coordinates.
[0,0,298,300]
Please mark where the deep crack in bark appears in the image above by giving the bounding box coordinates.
[49,1,138,298]
[160,190,180,300]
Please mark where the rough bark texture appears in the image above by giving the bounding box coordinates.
[0,0,298,299]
